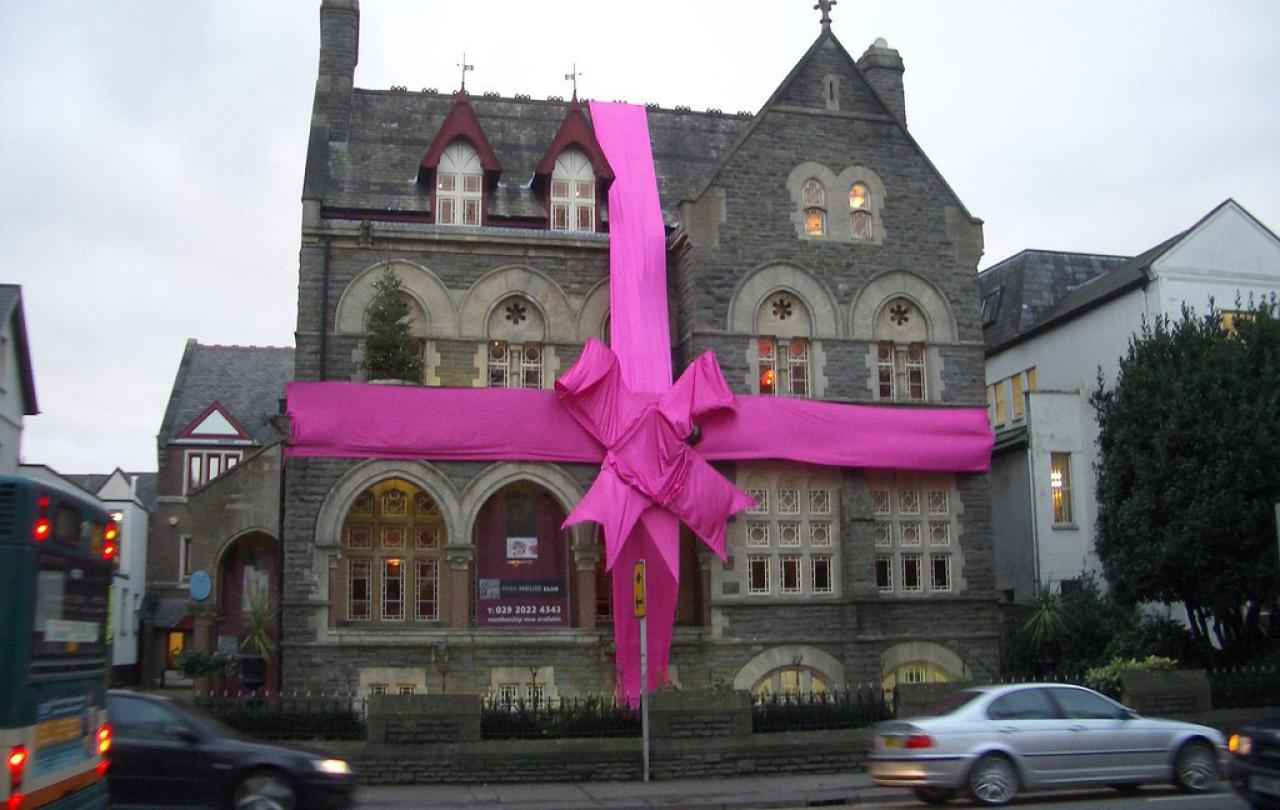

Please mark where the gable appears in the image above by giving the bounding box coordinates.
[96,469,142,504]
[771,36,893,118]
[177,402,252,442]
[1153,201,1280,282]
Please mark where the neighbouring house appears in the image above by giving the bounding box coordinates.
[981,199,1280,604]
[0,284,37,474]
[20,465,156,684]
[145,339,293,687]
[275,0,998,702]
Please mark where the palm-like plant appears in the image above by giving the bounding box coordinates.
[240,594,276,667]
[1022,583,1068,653]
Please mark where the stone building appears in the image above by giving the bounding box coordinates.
[283,0,997,700]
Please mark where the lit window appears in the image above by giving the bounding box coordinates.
[1051,453,1074,525]
[550,149,596,232]
[757,336,810,397]
[382,559,404,621]
[877,342,926,402]
[802,179,826,236]
[849,182,872,240]
[342,479,447,623]
[436,140,483,226]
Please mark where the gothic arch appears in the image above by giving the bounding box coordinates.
[313,461,462,550]
[459,265,575,342]
[880,641,969,680]
[728,263,840,338]
[459,463,590,548]
[833,165,888,245]
[334,260,457,337]
[732,644,846,691]
[849,271,957,342]
[786,162,838,240]
[212,525,278,583]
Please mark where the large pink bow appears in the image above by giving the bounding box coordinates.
[555,339,756,580]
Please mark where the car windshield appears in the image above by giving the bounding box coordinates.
[918,689,983,716]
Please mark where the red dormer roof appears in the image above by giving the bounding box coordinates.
[417,90,503,185]
[534,96,614,184]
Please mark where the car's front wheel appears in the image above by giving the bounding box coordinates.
[233,769,297,810]
[967,753,1018,806]
[1172,739,1219,793]
[912,786,956,804]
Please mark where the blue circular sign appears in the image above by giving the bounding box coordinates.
[190,570,212,601]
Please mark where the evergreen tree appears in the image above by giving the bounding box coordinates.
[1091,296,1280,663]
[364,268,424,383]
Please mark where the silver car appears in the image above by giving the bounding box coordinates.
[869,683,1224,806]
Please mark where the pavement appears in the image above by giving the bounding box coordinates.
[356,772,901,809]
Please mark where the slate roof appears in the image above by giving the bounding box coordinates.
[157,341,295,448]
[0,284,38,414]
[62,471,158,513]
[316,91,751,225]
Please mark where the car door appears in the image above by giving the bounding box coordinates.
[1045,686,1165,783]
[106,694,216,808]
[984,687,1072,787]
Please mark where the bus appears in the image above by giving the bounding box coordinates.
[1,475,116,809]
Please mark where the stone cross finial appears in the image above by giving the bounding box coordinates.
[458,53,474,92]
[565,62,581,100]
[814,0,837,29]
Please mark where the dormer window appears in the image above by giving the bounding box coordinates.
[850,182,872,239]
[802,179,826,236]
[550,149,596,232]
[436,140,483,226]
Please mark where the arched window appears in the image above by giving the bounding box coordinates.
[801,179,826,236]
[486,295,545,388]
[875,297,928,402]
[473,484,571,628]
[437,140,483,226]
[755,292,812,397]
[849,182,872,240]
[550,149,596,232]
[753,666,829,699]
[339,479,447,623]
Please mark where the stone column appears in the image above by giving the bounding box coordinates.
[445,544,473,628]
[572,535,600,631]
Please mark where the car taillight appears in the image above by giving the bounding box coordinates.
[97,724,111,755]
[7,745,27,809]
[904,734,934,749]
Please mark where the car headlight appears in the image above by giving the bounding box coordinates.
[1228,734,1253,756]
[312,758,352,775]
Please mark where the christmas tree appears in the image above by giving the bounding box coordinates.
[364,268,424,383]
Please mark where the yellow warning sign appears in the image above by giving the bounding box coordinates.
[633,561,646,618]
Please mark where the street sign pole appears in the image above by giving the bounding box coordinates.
[634,561,649,783]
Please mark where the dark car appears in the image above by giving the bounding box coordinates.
[1229,716,1280,809]
[105,690,355,810]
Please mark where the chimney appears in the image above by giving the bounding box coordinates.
[313,0,360,141]
[857,37,906,126]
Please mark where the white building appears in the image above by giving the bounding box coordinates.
[0,285,37,474]
[980,199,1280,602]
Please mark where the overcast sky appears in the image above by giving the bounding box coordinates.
[2,0,1277,476]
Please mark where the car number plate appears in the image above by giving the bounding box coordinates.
[1254,774,1280,797]
[882,736,901,748]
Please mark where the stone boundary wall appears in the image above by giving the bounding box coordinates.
[349,729,873,785]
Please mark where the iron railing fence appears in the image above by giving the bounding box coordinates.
[195,691,367,740]
[480,695,641,739]
[751,686,890,733]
